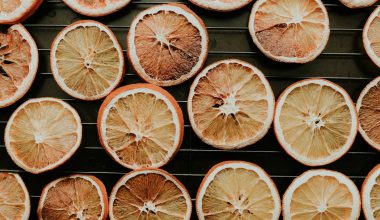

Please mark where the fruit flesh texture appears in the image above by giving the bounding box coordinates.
[77,0,123,8]
[370,175,380,219]
[368,14,380,59]
[0,174,27,220]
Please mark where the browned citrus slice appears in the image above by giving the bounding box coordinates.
[109,169,192,220]
[249,0,330,63]
[0,0,43,24]
[127,4,209,86]
[189,0,253,12]
[188,59,275,149]
[196,161,281,220]
[0,173,30,220]
[339,0,378,8]
[362,164,380,220]
[364,6,380,69]
[51,20,124,100]
[283,169,361,220]
[98,84,184,169]
[356,77,380,151]
[0,24,38,108]
[274,79,358,166]
[37,175,108,220]
[63,0,132,17]
[4,98,82,174]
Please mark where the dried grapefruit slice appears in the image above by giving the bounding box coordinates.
[189,0,253,12]
[364,6,380,69]
[4,98,82,174]
[0,0,43,24]
[283,169,361,220]
[0,173,30,220]
[51,20,124,100]
[109,169,192,220]
[98,84,184,169]
[38,175,108,220]
[249,0,330,63]
[357,77,380,151]
[0,24,38,108]
[196,161,281,220]
[274,79,358,166]
[362,164,380,220]
[127,4,208,86]
[188,59,274,149]
[63,0,131,17]
[340,0,378,8]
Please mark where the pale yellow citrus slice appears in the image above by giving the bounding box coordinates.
[188,59,275,149]
[274,79,358,166]
[109,169,192,220]
[37,175,108,220]
[0,0,43,24]
[196,161,281,220]
[249,0,330,63]
[4,98,82,174]
[0,173,30,220]
[51,20,124,100]
[362,164,380,220]
[283,169,361,220]
[63,0,131,17]
[97,84,184,169]
[339,0,378,8]
[127,3,209,86]
[364,6,380,69]
[189,0,253,12]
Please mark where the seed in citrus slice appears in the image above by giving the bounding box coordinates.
[283,169,361,220]
[249,0,330,63]
[37,175,108,220]
[127,3,209,86]
[0,0,43,24]
[188,59,274,149]
[362,164,380,220]
[356,77,380,151]
[0,24,38,108]
[189,0,253,12]
[339,0,378,8]
[364,6,380,69]
[0,173,30,220]
[98,84,184,169]
[274,79,358,166]
[63,0,131,17]
[4,98,82,174]
[109,168,192,220]
[51,20,124,100]
[196,161,281,220]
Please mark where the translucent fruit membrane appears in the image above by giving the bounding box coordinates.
[367,13,380,58]
[369,175,380,218]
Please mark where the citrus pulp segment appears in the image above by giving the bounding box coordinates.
[63,0,132,17]
[364,6,380,69]
[0,0,43,24]
[339,0,378,8]
[362,164,380,220]
[189,0,253,12]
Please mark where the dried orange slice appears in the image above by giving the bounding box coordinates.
[188,59,275,149]
[0,0,43,24]
[38,175,108,220]
[109,168,192,220]
[362,164,380,220]
[127,4,209,86]
[249,0,330,63]
[189,0,253,12]
[196,161,281,220]
[0,24,38,108]
[51,20,124,100]
[364,6,380,69]
[5,98,82,174]
[357,77,380,151]
[63,0,131,17]
[283,169,361,220]
[274,79,358,166]
[98,84,184,169]
[339,0,378,8]
[0,173,30,220]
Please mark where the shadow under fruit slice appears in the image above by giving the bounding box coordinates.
[189,0,253,12]
[37,175,108,220]
[0,0,43,24]
[339,0,378,8]
[127,3,208,86]
[4,98,82,174]
[249,0,330,63]
[63,0,132,17]
[364,6,380,69]
[283,169,361,220]
[196,161,281,220]
[0,173,30,220]
[0,24,38,108]
[97,84,184,169]
[362,164,380,220]
[109,169,192,220]
[51,20,124,100]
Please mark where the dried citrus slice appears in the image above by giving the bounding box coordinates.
[188,59,274,149]
[38,175,108,220]
[127,4,209,86]
[0,173,30,220]
[283,169,361,220]
[51,20,124,100]
[249,0,330,63]
[4,98,82,174]
[357,77,380,151]
[364,6,380,69]
[339,0,378,8]
[63,0,131,17]
[196,161,281,220]
[274,79,358,166]
[189,0,253,12]
[98,84,184,169]
[362,164,380,220]
[109,168,192,220]
[0,0,43,24]
[0,24,38,108]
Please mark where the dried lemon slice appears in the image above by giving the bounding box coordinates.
[364,6,380,69]
[339,0,378,8]
[63,0,131,17]
[362,164,380,220]
[189,0,253,12]
[0,0,43,24]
